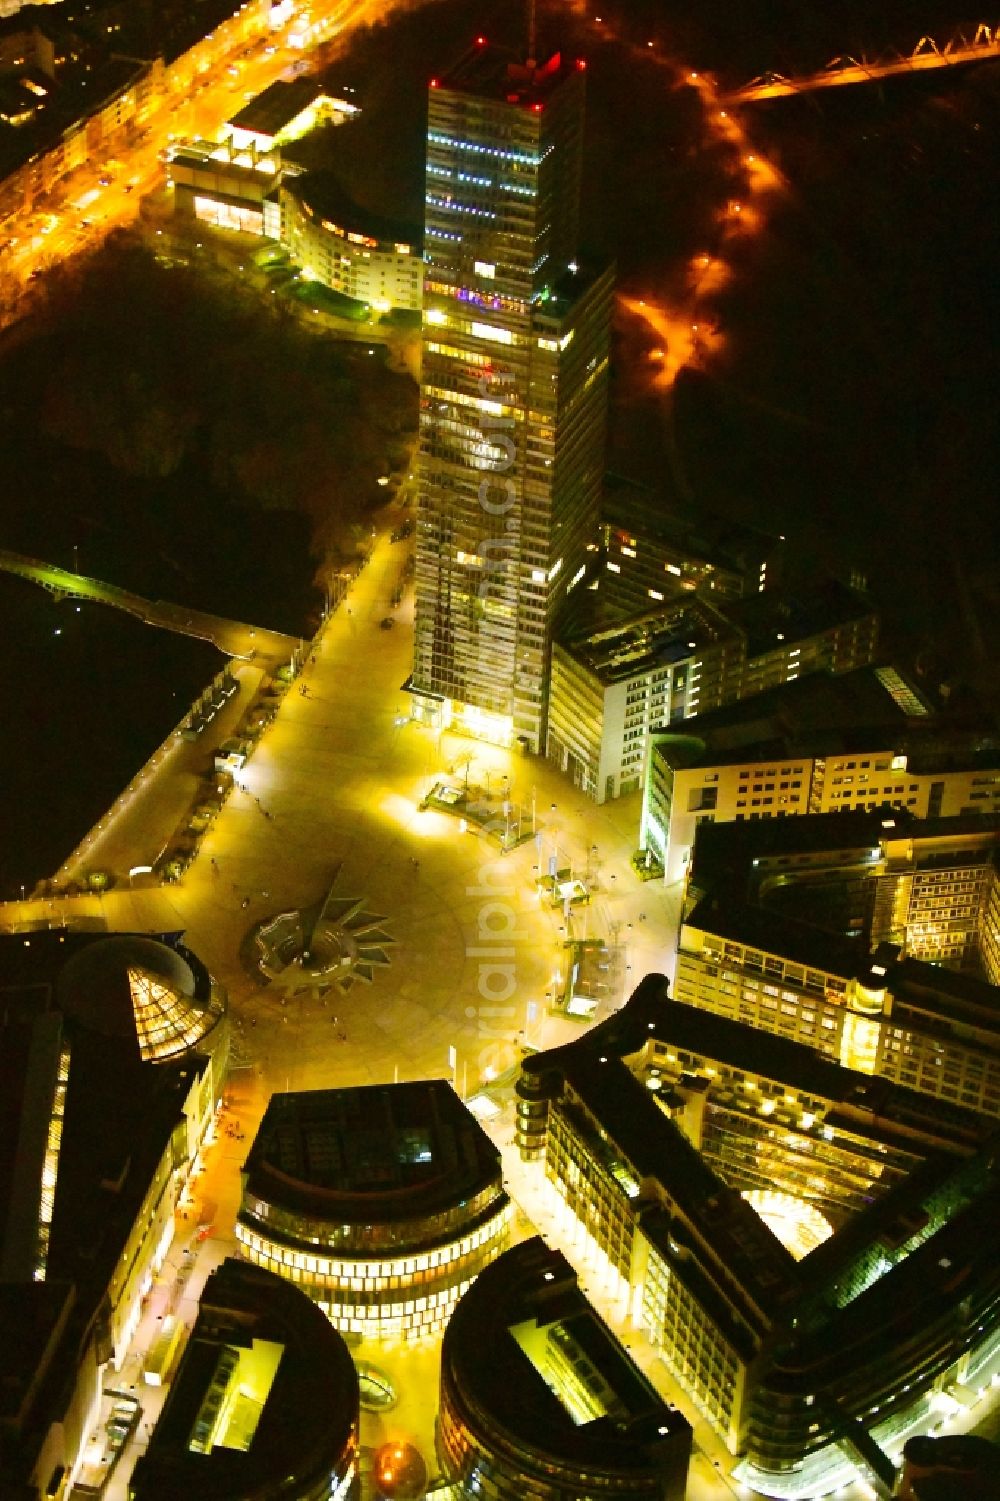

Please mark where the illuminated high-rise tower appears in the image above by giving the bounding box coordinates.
[409,39,614,751]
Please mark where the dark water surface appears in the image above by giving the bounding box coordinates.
[0,436,319,897]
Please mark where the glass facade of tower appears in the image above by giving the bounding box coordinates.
[412,43,612,751]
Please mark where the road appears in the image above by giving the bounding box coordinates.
[0,0,408,296]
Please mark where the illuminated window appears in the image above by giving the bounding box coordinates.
[128,966,217,1062]
[471,321,513,345]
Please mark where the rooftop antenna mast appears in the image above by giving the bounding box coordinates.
[526,0,536,67]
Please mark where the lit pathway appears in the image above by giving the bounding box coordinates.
[0,548,299,669]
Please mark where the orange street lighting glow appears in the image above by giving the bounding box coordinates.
[744,151,783,193]
[688,254,731,295]
[722,201,761,234]
[621,295,723,387]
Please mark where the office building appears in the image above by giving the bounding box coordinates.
[547,580,879,803]
[235,1081,511,1341]
[169,144,423,312]
[169,136,285,237]
[589,473,785,612]
[674,811,1000,1114]
[437,1237,692,1501]
[410,39,614,751]
[222,78,357,153]
[129,1258,359,1501]
[0,929,228,1500]
[686,807,1000,974]
[515,976,1000,1497]
[638,666,1000,883]
[282,172,422,312]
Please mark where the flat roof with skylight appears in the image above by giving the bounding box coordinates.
[437,1237,691,1501]
[129,1258,358,1501]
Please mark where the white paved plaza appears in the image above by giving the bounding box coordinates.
[7,518,683,1099]
[2,515,704,1498]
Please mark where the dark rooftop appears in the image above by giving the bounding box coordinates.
[129,1259,358,1501]
[228,78,327,138]
[648,995,989,1157]
[441,1237,690,1479]
[722,578,875,660]
[687,806,919,897]
[649,665,947,772]
[557,597,734,684]
[0,931,219,1294]
[287,168,421,250]
[557,579,875,686]
[520,977,800,1328]
[0,929,220,1495]
[242,1079,504,1227]
[903,1434,1000,1499]
[602,471,783,574]
[533,255,613,319]
[435,41,584,107]
[684,891,867,978]
[0,1279,75,1426]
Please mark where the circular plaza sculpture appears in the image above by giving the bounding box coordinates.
[249,878,393,997]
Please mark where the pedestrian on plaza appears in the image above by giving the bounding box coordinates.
[241,896,250,909]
